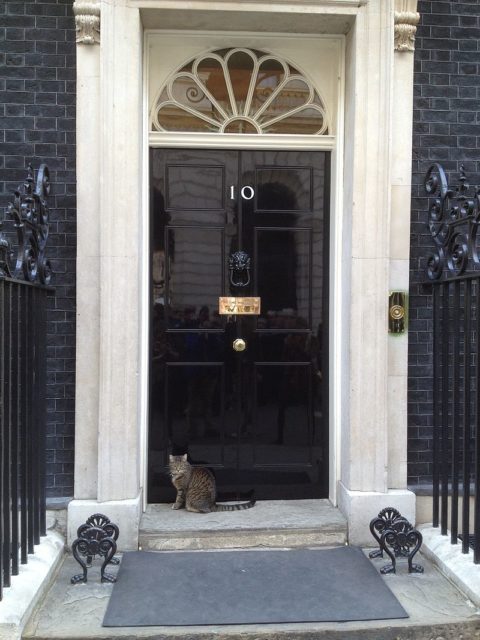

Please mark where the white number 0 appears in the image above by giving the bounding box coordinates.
[241,186,255,200]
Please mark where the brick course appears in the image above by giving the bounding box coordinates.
[0,0,76,498]
[408,0,480,487]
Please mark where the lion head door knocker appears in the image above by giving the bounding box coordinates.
[229,250,251,287]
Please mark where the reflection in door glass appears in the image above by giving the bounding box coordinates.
[149,149,329,503]
[256,168,312,211]
[256,228,311,330]
[164,227,224,330]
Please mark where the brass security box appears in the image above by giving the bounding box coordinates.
[219,296,261,315]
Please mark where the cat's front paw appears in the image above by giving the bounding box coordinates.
[172,502,183,510]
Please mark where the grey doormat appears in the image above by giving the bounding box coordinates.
[103,546,408,627]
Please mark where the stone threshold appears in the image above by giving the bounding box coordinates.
[139,499,348,551]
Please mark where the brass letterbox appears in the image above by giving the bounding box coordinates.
[219,297,261,315]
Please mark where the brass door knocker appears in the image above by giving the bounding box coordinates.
[229,250,251,287]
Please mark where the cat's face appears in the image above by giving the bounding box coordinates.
[169,454,189,478]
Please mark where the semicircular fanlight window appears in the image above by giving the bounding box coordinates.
[150,48,329,135]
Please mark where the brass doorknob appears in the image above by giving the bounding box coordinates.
[233,338,246,352]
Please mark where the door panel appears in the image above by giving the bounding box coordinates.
[165,164,226,211]
[166,363,226,467]
[255,227,312,329]
[255,166,313,212]
[149,148,329,502]
[164,226,225,329]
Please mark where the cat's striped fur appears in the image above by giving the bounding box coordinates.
[169,454,256,513]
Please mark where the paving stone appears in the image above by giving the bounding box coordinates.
[22,550,480,640]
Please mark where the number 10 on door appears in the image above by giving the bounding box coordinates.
[229,186,255,201]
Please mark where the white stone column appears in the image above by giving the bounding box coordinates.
[73,0,101,501]
[97,0,142,505]
[69,0,143,550]
[388,0,420,489]
[338,0,416,544]
[96,0,143,518]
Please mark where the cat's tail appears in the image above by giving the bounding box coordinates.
[214,499,256,511]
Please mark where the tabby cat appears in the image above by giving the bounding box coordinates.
[169,454,256,513]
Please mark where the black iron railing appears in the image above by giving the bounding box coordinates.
[424,163,480,563]
[0,165,52,600]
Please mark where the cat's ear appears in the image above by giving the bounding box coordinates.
[182,453,188,461]
[169,454,173,461]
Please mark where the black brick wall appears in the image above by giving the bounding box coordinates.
[408,0,480,487]
[0,0,76,498]
[2,0,478,496]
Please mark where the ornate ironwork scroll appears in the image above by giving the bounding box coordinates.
[71,513,119,584]
[0,164,52,284]
[0,232,12,279]
[380,520,424,575]
[369,507,424,574]
[424,163,480,281]
[369,507,403,559]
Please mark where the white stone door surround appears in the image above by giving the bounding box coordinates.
[69,0,419,549]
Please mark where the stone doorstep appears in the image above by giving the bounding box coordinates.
[139,499,348,551]
[140,528,346,551]
[22,550,480,640]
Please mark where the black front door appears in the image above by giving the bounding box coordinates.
[149,149,329,502]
